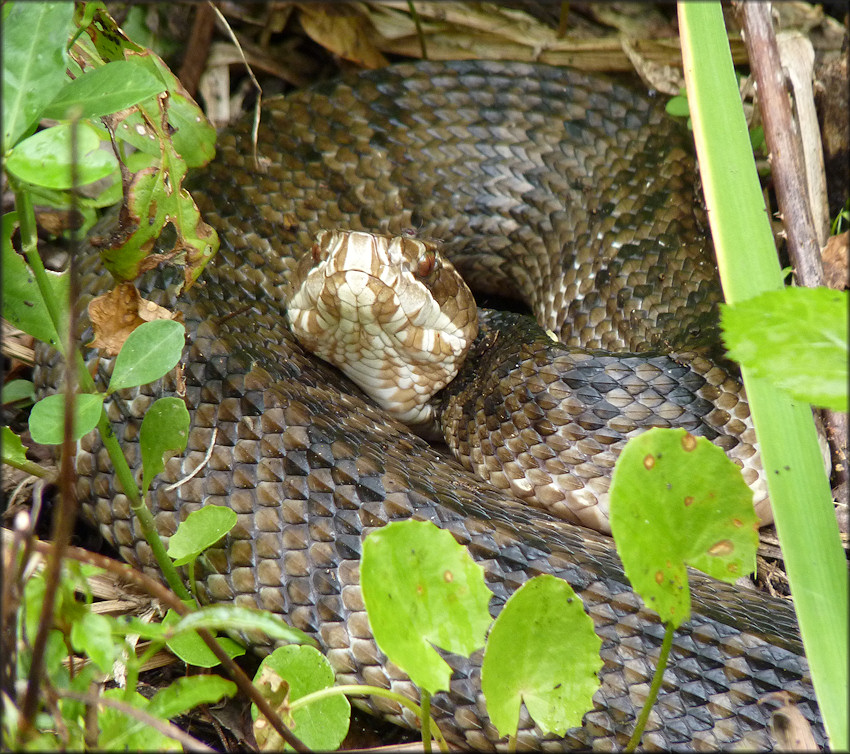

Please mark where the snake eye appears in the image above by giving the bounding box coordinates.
[415,251,436,279]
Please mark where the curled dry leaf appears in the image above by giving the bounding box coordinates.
[253,665,291,751]
[621,37,684,95]
[297,4,389,69]
[87,282,180,357]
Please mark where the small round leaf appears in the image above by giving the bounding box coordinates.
[5,122,119,189]
[252,645,350,751]
[609,428,758,627]
[360,519,492,694]
[482,575,602,739]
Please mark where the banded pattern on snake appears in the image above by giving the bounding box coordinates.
[38,60,824,749]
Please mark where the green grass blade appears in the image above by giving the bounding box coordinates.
[678,3,847,749]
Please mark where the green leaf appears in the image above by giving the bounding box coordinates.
[140,397,190,495]
[40,60,166,120]
[482,575,602,738]
[2,426,28,465]
[165,89,217,168]
[29,393,104,445]
[5,122,119,190]
[749,125,766,153]
[161,609,245,668]
[2,216,69,349]
[70,611,117,673]
[122,50,217,167]
[108,319,185,392]
[1,2,74,150]
[665,93,690,118]
[99,689,179,751]
[360,520,492,694]
[168,605,316,649]
[2,379,36,407]
[147,675,236,719]
[252,645,350,751]
[609,428,758,627]
[166,504,236,567]
[721,287,848,411]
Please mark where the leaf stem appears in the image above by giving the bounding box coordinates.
[14,188,66,355]
[421,688,432,753]
[625,621,674,752]
[2,455,54,479]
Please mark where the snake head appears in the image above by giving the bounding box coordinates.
[287,229,478,433]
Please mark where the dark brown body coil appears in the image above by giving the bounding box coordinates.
[36,60,822,749]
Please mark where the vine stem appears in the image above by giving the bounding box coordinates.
[289,684,449,752]
[625,621,674,752]
[11,186,190,603]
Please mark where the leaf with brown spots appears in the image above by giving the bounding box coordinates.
[609,428,758,627]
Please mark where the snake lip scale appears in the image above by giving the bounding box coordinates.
[36,60,824,749]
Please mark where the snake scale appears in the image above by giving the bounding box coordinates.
[38,60,825,749]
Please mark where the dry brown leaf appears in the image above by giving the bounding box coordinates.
[252,664,291,751]
[822,232,849,290]
[297,4,389,69]
[362,1,748,71]
[621,37,685,95]
[87,282,179,357]
[759,691,820,751]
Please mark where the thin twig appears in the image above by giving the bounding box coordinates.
[208,1,263,169]
[737,3,823,287]
[19,112,84,737]
[164,427,218,491]
[737,2,846,489]
[49,686,216,751]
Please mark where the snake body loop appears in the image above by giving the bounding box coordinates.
[38,60,824,749]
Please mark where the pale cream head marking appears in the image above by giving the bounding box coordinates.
[287,230,478,432]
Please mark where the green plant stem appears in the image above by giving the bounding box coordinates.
[421,688,432,753]
[14,188,66,355]
[2,456,54,479]
[678,4,848,749]
[289,684,449,752]
[12,186,191,603]
[625,622,674,752]
[96,410,189,600]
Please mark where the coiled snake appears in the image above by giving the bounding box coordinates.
[41,61,824,749]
